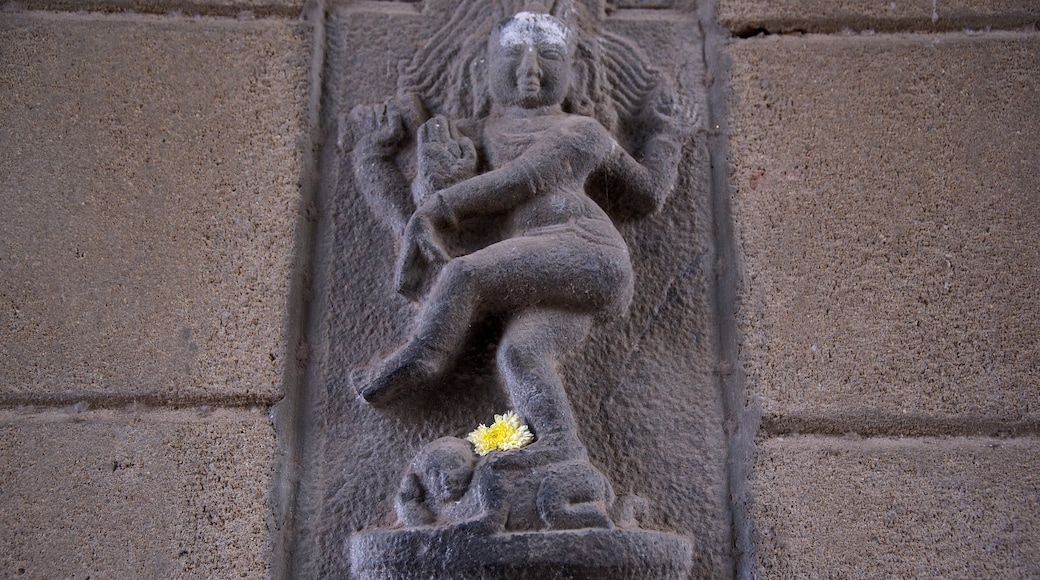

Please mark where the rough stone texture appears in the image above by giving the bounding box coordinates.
[728,32,1040,435]
[6,0,303,18]
[719,0,1040,34]
[0,408,275,578]
[0,12,311,404]
[293,2,732,578]
[753,435,1040,577]
[612,0,678,9]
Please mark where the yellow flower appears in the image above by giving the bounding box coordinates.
[466,411,534,456]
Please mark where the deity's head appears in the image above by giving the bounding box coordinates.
[488,12,574,110]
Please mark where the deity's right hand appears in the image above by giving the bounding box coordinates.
[349,100,408,158]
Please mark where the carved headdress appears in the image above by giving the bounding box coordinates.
[397,0,669,150]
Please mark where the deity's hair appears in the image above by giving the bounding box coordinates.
[396,0,665,149]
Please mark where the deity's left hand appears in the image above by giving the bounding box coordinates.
[414,115,478,207]
[639,82,694,144]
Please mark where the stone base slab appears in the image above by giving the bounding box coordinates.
[350,527,693,579]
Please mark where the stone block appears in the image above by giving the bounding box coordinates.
[0,13,312,404]
[719,0,1040,34]
[728,33,1040,433]
[11,0,304,18]
[613,0,678,9]
[753,435,1040,577]
[0,408,275,578]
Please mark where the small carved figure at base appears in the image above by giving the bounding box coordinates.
[351,439,691,579]
[394,437,631,534]
[395,437,482,527]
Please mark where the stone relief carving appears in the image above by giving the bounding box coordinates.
[343,2,697,576]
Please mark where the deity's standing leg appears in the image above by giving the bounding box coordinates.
[496,308,593,461]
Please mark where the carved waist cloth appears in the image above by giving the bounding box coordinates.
[517,217,628,252]
[512,216,633,320]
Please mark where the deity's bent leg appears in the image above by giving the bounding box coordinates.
[362,248,497,404]
[497,308,593,459]
[363,227,632,405]
[361,255,480,405]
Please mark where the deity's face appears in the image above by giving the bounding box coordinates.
[488,13,573,109]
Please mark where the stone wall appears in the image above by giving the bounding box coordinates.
[0,3,316,577]
[0,0,1036,577]
[721,1,1040,576]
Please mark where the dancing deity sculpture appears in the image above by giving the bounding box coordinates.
[347,5,694,577]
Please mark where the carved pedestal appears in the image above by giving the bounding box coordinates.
[349,441,692,579]
[351,528,692,579]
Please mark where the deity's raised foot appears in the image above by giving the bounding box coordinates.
[359,340,444,406]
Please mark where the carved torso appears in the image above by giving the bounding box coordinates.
[483,112,617,237]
